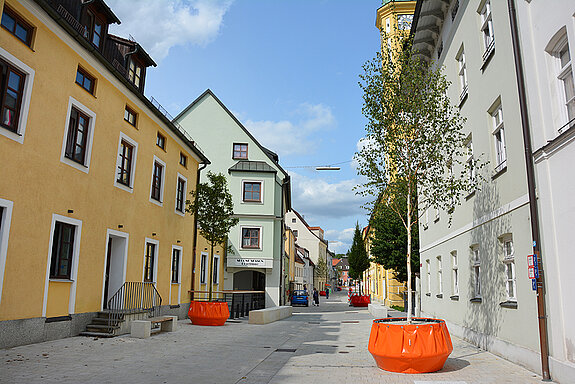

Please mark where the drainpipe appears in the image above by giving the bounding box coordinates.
[507,0,551,380]
[191,162,208,301]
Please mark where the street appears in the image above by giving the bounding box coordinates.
[0,290,550,384]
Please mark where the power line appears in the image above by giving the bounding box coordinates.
[284,160,353,169]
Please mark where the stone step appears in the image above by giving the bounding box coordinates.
[78,331,115,338]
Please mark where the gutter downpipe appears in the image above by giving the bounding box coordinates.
[507,0,551,380]
[191,162,208,301]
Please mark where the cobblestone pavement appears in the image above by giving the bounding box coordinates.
[0,291,551,384]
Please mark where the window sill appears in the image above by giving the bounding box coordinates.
[458,90,468,108]
[480,43,495,71]
[436,293,443,298]
[465,190,476,200]
[114,181,134,194]
[149,198,163,207]
[425,293,431,297]
[171,282,181,285]
[450,295,459,301]
[75,82,96,98]
[470,297,482,303]
[492,165,507,180]
[434,217,440,223]
[241,247,261,250]
[500,300,517,309]
[49,278,74,283]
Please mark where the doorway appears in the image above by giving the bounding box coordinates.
[103,232,127,309]
[233,270,265,291]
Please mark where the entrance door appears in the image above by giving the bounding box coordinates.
[103,234,127,309]
[103,238,113,309]
[233,270,266,290]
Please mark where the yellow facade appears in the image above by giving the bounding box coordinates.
[193,235,225,300]
[0,0,207,346]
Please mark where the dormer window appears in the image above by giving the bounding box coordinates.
[81,10,105,50]
[128,59,143,88]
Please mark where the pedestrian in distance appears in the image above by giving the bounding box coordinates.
[326,287,329,299]
[313,288,319,306]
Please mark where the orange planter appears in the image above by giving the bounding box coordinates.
[368,317,453,374]
[188,301,229,326]
[350,295,371,307]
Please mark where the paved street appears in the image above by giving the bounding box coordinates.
[0,290,550,384]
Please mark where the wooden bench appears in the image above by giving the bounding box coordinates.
[248,306,292,325]
[131,316,178,338]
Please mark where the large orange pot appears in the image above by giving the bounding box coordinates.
[350,295,371,307]
[188,301,229,326]
[368,317,453,374]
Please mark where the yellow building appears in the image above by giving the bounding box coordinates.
[284,225,296,298]
[0,0,210,347]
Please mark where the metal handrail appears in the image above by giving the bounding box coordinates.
[189,290,266,319]
[105,282,162,329]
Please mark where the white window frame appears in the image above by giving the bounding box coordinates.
[456,46,468,102]
[471,245,481,299]
[169,245,183,305]
[547,32,575,129]
[0,199,14,308]
[149,156,166,206]
[60,97,96,173]
[200,252,208,285]
[451,251,459,296]
[500,235,516,302]
[466,136,475,182]
[240,225,262,250]
[174,173,188,216]
[490,103,507,173]
[213,255,220,285]
[142,238,159,284]
[437,256,443,295]
[0,47,34,144]
[113,132,138,192]
[241,179,264,204]
[478,0,494,59]
[43,214,82,317]
[426,259,431,295]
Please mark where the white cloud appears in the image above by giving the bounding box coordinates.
[326,240,349,255]
[290,172,367,220]
[244,103,335,157]
[107,0,234,61]
[325,228,355,242]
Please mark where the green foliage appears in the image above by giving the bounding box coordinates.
[314,255,327,279]
[187,171,239,248]
[370,199,419,284]
[347,223,370,281]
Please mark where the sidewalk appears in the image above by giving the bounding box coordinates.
[0,291,551,384]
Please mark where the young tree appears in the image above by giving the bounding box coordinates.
[187,172,239,301]
[355,35,484,322]
[314,256,327,289]
[347,223,370,294]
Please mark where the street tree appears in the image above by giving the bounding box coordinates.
[355,35,484,322]
[187,171,239,301]
[314,255,328,289]
[348,223,370,294]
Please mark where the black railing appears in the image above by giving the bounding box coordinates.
[106,282,162,328]
[190,290,266,319]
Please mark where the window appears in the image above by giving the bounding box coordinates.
[213,255,220,285]
[243,181,262,202]
[179,152,187,167]
[175,176,186,213]
[117,140,133,186]
[471,245,481,299]
[200,253,207,284]
[75,68,94,94]
[150,160,164,202]
[456,47,468,103]
[1,7,33,47]
[423,208,429,229]
[50,222,76,279]
[233,143,248,159]
[156,132,166,150]
[291,218,296,223]
[479,0,495,61]
[293,230,298,237]
[552,38,575,127]
[242,227,260,249]
[128,59,142,88]
[0,58,24,132]
[491,104,507,172]
[397,14,413,30]
[437,256,443,296]
[65,107,90,165]
[501,236,516,302]
[451,251,459,296]
[171,248,180,283]
[82,10,104,49]
[144,242,156,283]
[124,106,137,127]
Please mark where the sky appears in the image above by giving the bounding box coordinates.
[107,0,383,254]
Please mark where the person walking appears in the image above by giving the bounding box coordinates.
[326,287,330,299]
[313,288,319,306]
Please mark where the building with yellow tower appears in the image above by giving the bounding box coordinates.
[360,0,417,309]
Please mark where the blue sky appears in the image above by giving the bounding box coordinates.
[108,0,383,254]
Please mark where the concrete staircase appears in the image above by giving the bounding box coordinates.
[79,311,122,338]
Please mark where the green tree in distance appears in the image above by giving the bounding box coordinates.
[348,223,370,294]
[187,171,239,301]
[355,34,484,322]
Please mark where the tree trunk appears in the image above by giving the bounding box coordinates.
[208,242,214,301]
[407,186,413,323]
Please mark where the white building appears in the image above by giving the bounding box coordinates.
[175,90,291,307]
[411,0,542,378]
